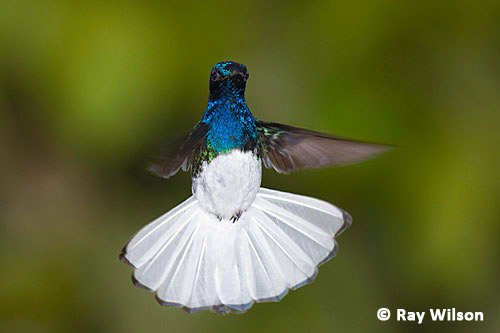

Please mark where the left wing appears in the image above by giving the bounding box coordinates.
[147,122,209,178]
[256,120,393,174]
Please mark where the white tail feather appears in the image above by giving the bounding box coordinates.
[120,188,351,314]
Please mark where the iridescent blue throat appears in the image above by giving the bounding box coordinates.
[202,81,257,154]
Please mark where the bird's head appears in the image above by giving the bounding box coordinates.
[209,61,249,100]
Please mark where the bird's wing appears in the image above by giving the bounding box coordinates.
[256,120,393,174]
[147,122,209,178]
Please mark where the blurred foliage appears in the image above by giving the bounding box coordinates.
[1,0,499,332]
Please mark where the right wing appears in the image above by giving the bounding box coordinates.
[257,120,393,174]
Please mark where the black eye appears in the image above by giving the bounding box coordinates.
[210,70,217,81]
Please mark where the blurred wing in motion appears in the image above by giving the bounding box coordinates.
[147,122,208,178]
[257,120,393,174]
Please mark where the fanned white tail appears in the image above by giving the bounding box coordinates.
[120,188,351,314]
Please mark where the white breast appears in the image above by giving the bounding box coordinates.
[192,150,262,220]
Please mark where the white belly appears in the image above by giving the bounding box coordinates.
[192,150,262,220]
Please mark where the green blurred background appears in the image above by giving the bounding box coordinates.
[1,0,499,332]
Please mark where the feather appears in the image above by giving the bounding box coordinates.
[146,122,209,178]
[120,187,351,314]
[257,120,393,174]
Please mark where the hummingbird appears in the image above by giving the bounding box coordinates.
[120,61,391,314]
